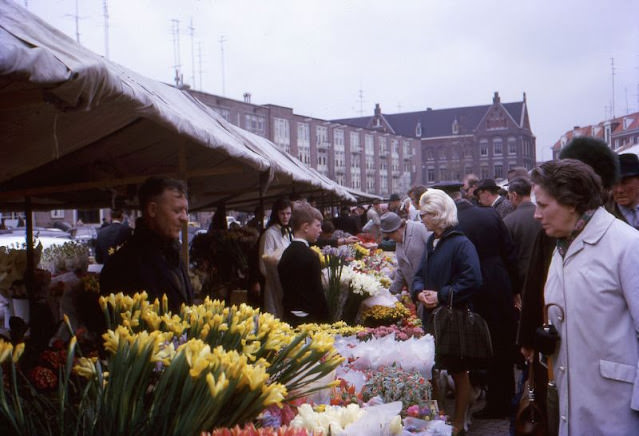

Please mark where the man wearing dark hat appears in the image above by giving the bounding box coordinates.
[387,193,402,214]
[613,153,639,229]
[475,179,514,219]
[434,181,520,418]
[380,211,430,294]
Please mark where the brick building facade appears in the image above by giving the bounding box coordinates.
[551,111,639,159]
[188,90,419,197]
[334,92,536,184]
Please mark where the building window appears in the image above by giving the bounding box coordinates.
[391,139,399,156]
[214,107,231,122]
[334,150,345,169]
[350,132,360,152]
[365,135,374,155]
[403,141,411,157]
[416,122,422,137]
[480,140,489,157]
[274,118,290,149]
[51,210,65,219]
[508,137,517,154]
[464,166,473,175]
[367,175,375,191]
[297,122,310,147]
[379,137,387,154]
[366,156,374,170]
[481,166,489,179]
[333,129,345,149]
[245,114,265,134]
[493,138,503,155]
[427,168,435,182]
[494,164,503,179]
[316,126,328,146]
[351,154,360,168]
[439,168,448,181]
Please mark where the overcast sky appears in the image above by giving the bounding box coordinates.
[21,0,639,161]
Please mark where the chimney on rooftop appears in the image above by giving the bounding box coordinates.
[493,92,500,104]
[374,103,381,116]
[243,92,252,103]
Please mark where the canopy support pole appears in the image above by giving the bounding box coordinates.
[258,176,264,233]
[25,196,34,310]
[178,142,189,266]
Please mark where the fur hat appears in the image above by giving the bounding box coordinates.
[558,137,620,189]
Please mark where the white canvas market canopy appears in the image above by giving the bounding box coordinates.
[0,0,354,212]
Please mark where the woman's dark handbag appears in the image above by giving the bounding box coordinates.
[541,303,562,436]
[431,291,493,368]
[515,362,547,436]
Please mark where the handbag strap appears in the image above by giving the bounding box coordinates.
[447,289,454,308]
[542,303,563,384]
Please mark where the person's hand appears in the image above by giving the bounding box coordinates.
[513,293,522,311]
[344,235,360,244]
[521,346,534,363]
[418,290,438,309]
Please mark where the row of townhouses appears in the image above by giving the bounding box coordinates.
[552,111,639,159]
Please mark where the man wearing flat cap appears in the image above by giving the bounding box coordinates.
[380,212,430,294]
[475,178,514,219]
[613,153,639,229]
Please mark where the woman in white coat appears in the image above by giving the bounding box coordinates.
[258,197,292,318]
[531,159,639,436]
[380,212,431,294]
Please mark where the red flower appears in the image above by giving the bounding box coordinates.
[29,366,58,390]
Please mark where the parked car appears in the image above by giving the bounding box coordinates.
[0,228,73,250]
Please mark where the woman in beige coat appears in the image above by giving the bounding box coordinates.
[531,159,639,436]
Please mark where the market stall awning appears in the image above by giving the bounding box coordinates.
[0,0,353,211]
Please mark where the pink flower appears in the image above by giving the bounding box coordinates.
[406,405,420,417]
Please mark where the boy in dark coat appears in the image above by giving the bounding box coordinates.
[278,201,329,326]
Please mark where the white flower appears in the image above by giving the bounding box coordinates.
[290,403,366,434]
[338,266,384,297]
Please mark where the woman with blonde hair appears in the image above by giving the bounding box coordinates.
[412,188,483,436]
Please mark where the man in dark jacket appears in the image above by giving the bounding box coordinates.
[100,177,193,313]
[95,209,132,264]
[503,178,541,290]
[278,201,329,326]
[475,178,514,219]
[613,153,639,229]
[333,206,360,235]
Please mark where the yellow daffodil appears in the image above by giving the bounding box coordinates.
[73,357,98,379]
[205,372,229,397]
[0,340,12,363]
[262,383,287,406]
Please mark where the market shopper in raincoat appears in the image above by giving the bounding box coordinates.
[531,159,639,435]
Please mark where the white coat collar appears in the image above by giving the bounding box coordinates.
[563,207,615,260]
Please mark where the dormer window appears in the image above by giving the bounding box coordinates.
[374,118,381,127]
[624,117,633,129]
[452,119,460,135]
[416,122,422,137]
